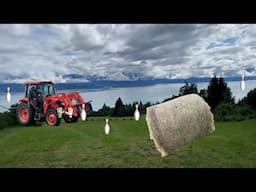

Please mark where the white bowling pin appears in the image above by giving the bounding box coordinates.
[241,74,245,91]
[6,87,11,103]
[134,104,140,121]
[81,103,86,121]
[104,119,110,135]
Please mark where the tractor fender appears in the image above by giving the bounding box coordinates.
[19,100,36,109]
[19,97,28,103]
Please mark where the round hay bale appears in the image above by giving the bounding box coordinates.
[146,94,215,157]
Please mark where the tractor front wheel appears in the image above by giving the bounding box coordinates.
[16,103,34,126]
[45,108,61,126]
[64,115,78,123]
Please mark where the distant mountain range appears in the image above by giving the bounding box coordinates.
[64,73,256,83]
[0,75,256,93]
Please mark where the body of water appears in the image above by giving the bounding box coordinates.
[0,80,255,113]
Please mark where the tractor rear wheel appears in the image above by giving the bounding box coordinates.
[16,103,35,126]
[45,108,61,126]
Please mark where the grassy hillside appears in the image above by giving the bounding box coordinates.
[0,116,256,168]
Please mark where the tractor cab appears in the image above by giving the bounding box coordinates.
[24,81,56,99]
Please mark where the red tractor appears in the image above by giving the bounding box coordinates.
[16,81,92,126]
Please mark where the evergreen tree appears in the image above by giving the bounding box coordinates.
[242,88,256,110]
[199,89,208,101]
[219,77,234,103]
[98,103,112,116]
[112,97,125,116]
[179,80,198,96]
[206,75,234,111]
[124,103,133,116]
[139,100,143,114]
[207,75,219,110]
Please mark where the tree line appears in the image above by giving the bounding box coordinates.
[163,74,256,121]
[89,99,157,117]
[89,74,256,121]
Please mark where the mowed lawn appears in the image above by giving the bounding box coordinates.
[0,116,256,168]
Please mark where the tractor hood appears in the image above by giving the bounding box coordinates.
[42,92,87,117]
[53,92,86,106]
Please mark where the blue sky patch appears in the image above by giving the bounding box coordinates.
[207,36,239,50]
[223,37,238,44]
[246,67,254,73]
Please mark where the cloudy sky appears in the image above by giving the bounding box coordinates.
[0,24,255,83]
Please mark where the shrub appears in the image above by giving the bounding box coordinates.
[242,88,256,110]
[0,116,8,129]
[214,102,256,121]
[0,111,19,129]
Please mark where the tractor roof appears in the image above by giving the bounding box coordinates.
[23,81,53,85]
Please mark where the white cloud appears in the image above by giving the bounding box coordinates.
[0,24,255,83]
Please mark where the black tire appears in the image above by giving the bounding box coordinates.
[45,108,61,126]
[64,115,78,123]
[85,103,92,112]
[16,103,35,126]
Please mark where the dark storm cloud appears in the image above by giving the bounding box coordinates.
[115,24,200,62]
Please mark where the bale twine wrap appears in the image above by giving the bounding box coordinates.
[146,94,215,157]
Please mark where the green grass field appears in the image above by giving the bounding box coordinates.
[0,116,256,168]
